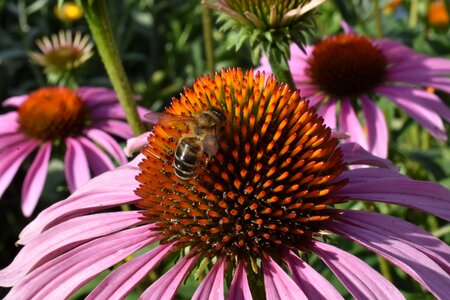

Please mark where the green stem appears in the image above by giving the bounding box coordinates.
[373,0,383,38]
[377,255,393,282]
[267,54,295,90]
[202,5,216,75]
[80,0,146,136]
[409,0,419,28]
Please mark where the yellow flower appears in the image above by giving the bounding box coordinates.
[54,2,84,22]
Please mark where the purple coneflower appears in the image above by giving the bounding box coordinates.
[1,69,449,299]
[0,86,147,216]
[258,23,450,158]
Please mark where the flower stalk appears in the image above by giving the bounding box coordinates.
[80,0,146,136]
[202,5,216,74]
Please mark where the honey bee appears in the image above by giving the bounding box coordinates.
[145,107,225,180]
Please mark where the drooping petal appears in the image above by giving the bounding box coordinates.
[333,209,450,273]
[339,98,368,149]
[0,211,145,287]
[18,156,143,245]
[65,137,91,192]
[87,243,173,300]
[361,95,388,158]
[140,253,199,300]
[192,256,226,300]
[329,222,450,299]
[284,250,343,300]
[77,87,118,108]
[336,168,406,184]
[341,142,396,170]
[310,240,405,300]
[0,140,39,198]
[77,137,115,176]
[333,174,450,221]
[5,225,157,300]
[316,98,336,129]
[0,112,19,135]
[0,132,29,150]
[21,142,51,217]
[84,128,127,164]
[2,95,28,107]
[92,120,134,139]
[262,255,308,300]
[377,86,446,140]
[227,260,252,300]
[90,103,150,121]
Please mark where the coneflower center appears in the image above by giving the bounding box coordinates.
[136,70,347,260]
[18,87,87,141]
[307,35,388,98]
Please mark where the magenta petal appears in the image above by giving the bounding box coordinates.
[336,168,406,185]
[5,225,156,300]
[361,96,388,158]
[18,158,142,244]
[87,243,173,300]
[78,137,115,176]
[192,256,226,300]
[316,98,336,129]
[0,132,29,150]
[124,131,152,157]
[329,222,450,299]
[334,210,450,273]
[21,142,51,217]
[0,112,19,134]
[284,250,343,300]
[77,87,118,107]
[339,98,368,150]
[310,240,404,300]
[0,140,39,198]
[227,260,252,300]
[65,137,91,192]
[93,120,134,139]
[377,86,446,140]
[333,175,450,221]
[84,128,127,164]
[140,253,199,300]
[341,143,396,170]
[262,255,308,300]
[3,95,27,107]
[0,211,146,287]
[90,103,127,119]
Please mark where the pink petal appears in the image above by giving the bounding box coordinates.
[284,250,343,300]
[227,260,252,300]
[361,95,388,158]
[87,243,173,300]
[84,128,127,164]
[336,168,406,185]
[329,222,450,299]
[76,87,118,108]
[334,209,450,273]
[0,132,29,149]
[0,112,19,134]
[316,98,336,129]
[65,137,91,192]
[376,86,446,140]
[18,156,143,245]
[310,240,404,300]
[124,131,151,157]
[192,256,226,300]
[262,255,308,300]
[3,95,28,107]
[21,142,51,217]
[339,98,368,150]
[340,142,396,170]
[341,21,356,34]
[78,137,115,176]
[92,120,134,139]
[0,211,145,287]
[5,225,156,300]
[0,140,39,198]
[140,253,199,300]
[90,103,150,121]
[333,175,450,221]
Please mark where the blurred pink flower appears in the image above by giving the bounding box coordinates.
[258,23,450,158]
[0,69,449,299]
[0,86,148,216]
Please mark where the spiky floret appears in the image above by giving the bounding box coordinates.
[136,68,347,261]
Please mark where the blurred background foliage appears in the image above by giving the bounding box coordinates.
[0,0,449,298]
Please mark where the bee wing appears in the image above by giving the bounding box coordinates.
[203,133,219,156]
[144,112,196,127]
